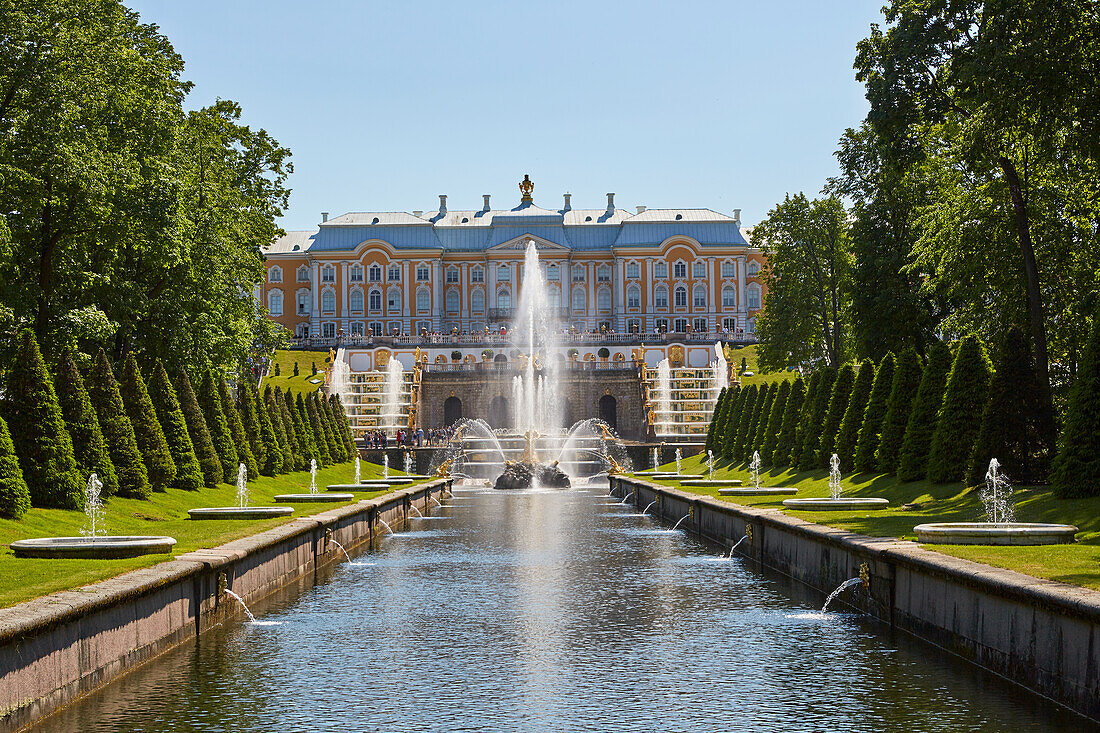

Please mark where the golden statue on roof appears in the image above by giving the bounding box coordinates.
[519,174,534,203]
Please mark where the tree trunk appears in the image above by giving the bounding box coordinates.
[998,154,1057,448]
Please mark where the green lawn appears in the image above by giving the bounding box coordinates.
[727,343,797,387]
[637,453,1100,591]
[264,349,331,395]
[0,460,427,608]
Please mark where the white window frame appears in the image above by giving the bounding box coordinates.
[268,266,283,283]
[267,289,283,316]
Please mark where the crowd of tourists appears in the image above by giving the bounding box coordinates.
[361,425,458,449]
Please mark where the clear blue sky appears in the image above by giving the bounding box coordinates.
[126,0,885,230]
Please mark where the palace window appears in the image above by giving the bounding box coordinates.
[627,318,641,334]
[747,317,756,334]
[321,290,336,314]
[654,262,668,278]
[388,322,402,336]
[693,260,707,278]
[656,318,669,333]
[268,266,282,283]
[497,264,510,282]
[471,267,484,283]
[349,289,364,313]
[388,265,401,282]
[547,263,560,281]
[548,287,561,309]
[321,265,335,283]
[267,290,283,316]
[368,288,382,311]
[416,288,431,313]
[297,265,310,283]
[693,317,708,332]
[722,317,737,332]
[722,286,736,308]
[387,288,402,314]
[572,265,585,282]
[471,288,485,313]
[370,322,383,336]
[655,286,669,309]
[747,283,761,309]
[747,261,760,276]
[673,261,687,279]
[368,264,381,282]
[322,322,335,338]
[673,318,688,333]
[627,285,641,309]
[350,322,364,337]
[297,291,310,315]
[349,265,363,283]
[497,289,511,310]
[445,289,460,313]
[446,267,459,283]
[693,285,707,309]
[296,323,309,338]
[626,261,640,279]
[596,288,612,312]
[416,265,430,281]
[722,261,735,278]
[572,287,586,313]
[596,265,611,282]
[674,286,688,308]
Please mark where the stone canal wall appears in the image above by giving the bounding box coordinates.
[610,476,1100,723]
[0,480,451,733]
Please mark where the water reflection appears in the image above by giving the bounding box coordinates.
[34,483,1096,732]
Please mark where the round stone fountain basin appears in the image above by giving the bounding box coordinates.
[10,535,177,559]
[327,483,390,491]
[646,473,695,480]
[719,487,798,496]
[782,498,889,511]
[913,522,1078,545]
[274,493,354,503]
[187,507,294,520]
[371,477,416,485]
[680,479,744,487]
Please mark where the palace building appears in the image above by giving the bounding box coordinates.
[261,176,767,342]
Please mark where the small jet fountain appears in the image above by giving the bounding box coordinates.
[189,463,297,519]
[783,454,888,510]
[276,458,355,503]
[914,458,1077,545]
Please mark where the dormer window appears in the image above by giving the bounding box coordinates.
[371,217,379,224]
[349,265,364,283]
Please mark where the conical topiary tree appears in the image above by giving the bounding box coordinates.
[927,335,993,484]
[750,383,778,457]
[237,381,267,473]
[731,385,758,462]
[293,391,320,467]
[705,387,729,455]
[265,388,294,472]
[968,327,1051,487]
[276,388,304,471]
[219,378,258,480]
[55,349,119,498]
[795,368,835,471]
[772,378,806,467]
[1051,314,1100,498]
[854,353,896,473]
[1,330,84,509]
[199,372,239,484]
[817,363,856,467]
[789,370,822,465]
[304,393,331,465]
[246,382,281,476]
[148,360,203,490]
[331,394,357,457]
[316,393,344,463]
[177,369,222,488]
[875,349,923,474]
[87,350,151,499]
[835,359,876,469]
[718,387,745,459]
[0,415,31,519]
[897,341,953,482]
[120,354,177,492]
[760,381,791,466]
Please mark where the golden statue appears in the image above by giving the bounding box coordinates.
[434,457,455,477]
[519,174,534,203]
[522,428,540,463]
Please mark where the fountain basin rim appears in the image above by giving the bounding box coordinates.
[370,477,417,484]
[10,535,177,559]
[273,493,354,503]
[782,498,889,510]
[719,487,798,495]
[913,522,1078,545]
[187,507,295,520]
[681,479,745,487]
[327,483,390,491]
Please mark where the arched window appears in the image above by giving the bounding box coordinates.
[471,288,485,312]
[722,286,736,308]
[368,264,381,282]
[547,287,561,309]
[572,287,586,313]
[497,289,511,310]
[297,265,310,283]
[416,288,431,313]
[368,288,382,311]
[387,288,402,314]
[349,289,364,313]
[747,283,761,309]
[693,285,707,309]
[626,261,640,279]
[627,285,641,309]
[673,261,687,278]
[349,265,363,283]
[268,266,282,283]
[267,290,283,316]
[321,289,336,314]
[747,261,760,276]
[445,289,460,313]
[674,286,687,308]
[655,286,669,309]
[597,288,611,311]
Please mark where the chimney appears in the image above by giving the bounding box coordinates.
[321,212,329,223]
[438,194,447,214]
[482,194,491,211]
[606,193,615,212]
[733,208,742,223]
[563,193,572,211]
[636,205,647,214]
[413,210,423,218]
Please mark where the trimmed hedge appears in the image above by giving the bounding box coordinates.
[289,390,319,468]
[304,393,331,465]
[897,341,953,482]
[789,370,823,466]
[55,349,119,498]
[875,349,923,473]
[719,387,746,459]
[148,360,203,491]
[835,359,876,469]
[705,387,728,454]
[927,335,993,484]
[817,363,856,467]
[219,378,258,480]
[265,387,294,472]
[1051,315,1100,498]
[760,381,791,466]
[772,378,805,466]
[748,383,777,457]
[177,369,222,488]
[276,387,306,471]
[198,372,239,484]
[0,415,31,519]
[795,368,835,471]
[87,350,151,499]
[853,353,896,473]
[331,394,357,456]
[731,385,759,462]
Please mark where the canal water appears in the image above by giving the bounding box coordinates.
[39,483,1094,732]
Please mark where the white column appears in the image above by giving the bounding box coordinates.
[310,261,320,336]
[614,258,625,331]
[432,260,442,330]
[737,254,747,330]
[341,262,349,318]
